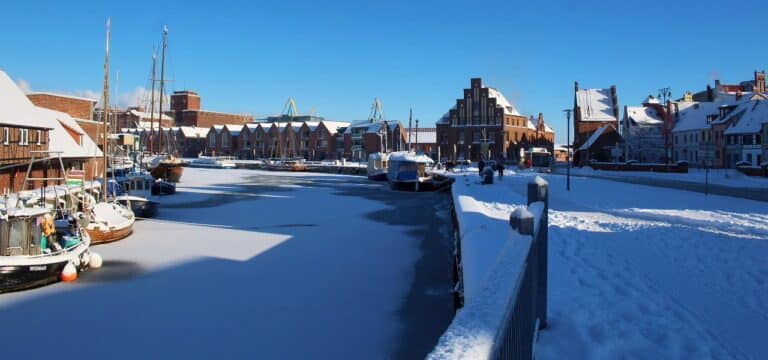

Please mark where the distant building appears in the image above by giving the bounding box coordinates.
[171,91,253,128]
[405,127,438,159]
[436,78,553,163]
[342,120,407,161]
[622,96,670,163]
[573,82,620,165]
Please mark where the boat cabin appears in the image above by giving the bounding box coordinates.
[0,208,48,256]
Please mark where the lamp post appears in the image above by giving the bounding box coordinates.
[563,109,572,191]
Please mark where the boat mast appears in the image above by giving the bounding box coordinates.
[149,49,157,155]
[157,25,168,155]
[408,108,413,152]
[101,17,111,202]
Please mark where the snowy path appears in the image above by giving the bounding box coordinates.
[511,174,768,359]
[0,169,454,359]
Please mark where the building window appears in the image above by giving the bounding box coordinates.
[209,133,216,147]
[458,131,465,144]
[36,130,42,145]
[20,129,29,146]
[3,127,8,145]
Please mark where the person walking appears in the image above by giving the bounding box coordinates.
[497,159,504,180]
[478,158,485,176]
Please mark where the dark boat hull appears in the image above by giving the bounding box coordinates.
[151,181,176,195]
[150,163,184,183]
[0,260,69,293]
[367,172,388,181]
[117,199,158,218]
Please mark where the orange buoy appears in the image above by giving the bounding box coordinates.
[61,262,78,282]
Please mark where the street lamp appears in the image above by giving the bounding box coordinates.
[563,109,572,191]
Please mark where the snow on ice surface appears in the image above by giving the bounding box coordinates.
[557,165,768,188]
[0,168,447,359]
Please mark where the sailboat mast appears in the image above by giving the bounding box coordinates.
[408,108,413,152]
[149,49,157,155]
[157,25,168,154]
[101,18,111,201]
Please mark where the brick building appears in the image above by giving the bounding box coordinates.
[205,124,241,156]
[27,92,96,120]
[1,71,104,192]
[170,91,253,128]
[405,128,438,159]
[436,78,554,163]
[573,82,621,165]
[342,120,407,161]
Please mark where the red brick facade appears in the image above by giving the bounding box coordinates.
[27,93,96,120]
[436,78,554,162]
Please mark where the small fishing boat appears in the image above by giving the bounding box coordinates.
[81,196,135,245]
[367,152,389,181]
[387,151,435,191]
[151,179,176,196]
[116,172,159,218]
[147,155,185,182]
[187,156,237,169]
[0,206,94,293]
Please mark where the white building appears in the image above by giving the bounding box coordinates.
[623,97,665,162]
[722,98,768,166]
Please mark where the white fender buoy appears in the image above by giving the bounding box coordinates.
[89,252,103,269]
[61,262,78,282]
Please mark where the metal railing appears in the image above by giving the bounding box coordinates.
[493,178,548,360]
[430,177,548,360]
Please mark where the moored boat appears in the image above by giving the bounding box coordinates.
[148,155,185,182]
[0,206,94,293]
[83,200,135,245]
[187,156,237,169]
[387,151,435,191]
[266,158,307,172]
[367,152,389,181]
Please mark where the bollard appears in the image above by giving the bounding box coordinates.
[527,176,548,330]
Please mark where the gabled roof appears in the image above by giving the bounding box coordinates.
[487,87,520,116]
[626,106,664,126]
[723,100,768,135]
[673,100,727,132]
[319,121,350,135]
[578,124,614,151]
[0,70,101,158]
[576,88,616,122]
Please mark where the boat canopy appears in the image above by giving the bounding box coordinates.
[389,151,433,164]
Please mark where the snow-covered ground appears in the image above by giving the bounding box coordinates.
[555,165,768,188]
[0,169,453,359]
[437,168,768,359]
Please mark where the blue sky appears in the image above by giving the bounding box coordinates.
[2,0,766,144]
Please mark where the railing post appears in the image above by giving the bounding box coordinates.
[527,176,548,330]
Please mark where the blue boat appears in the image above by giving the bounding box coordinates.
[387,151,435,191]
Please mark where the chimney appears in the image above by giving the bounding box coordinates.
[574,81,580,92]
[755,70,766,93]
[610,85,619,122]
[706,85,714,102]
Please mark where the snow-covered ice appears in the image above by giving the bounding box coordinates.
[0,168,454,359]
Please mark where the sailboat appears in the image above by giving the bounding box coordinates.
[146,26,185,183]
[84,18,135,245]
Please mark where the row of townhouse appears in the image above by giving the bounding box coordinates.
[0,70,104,193]
[622,71,768,168]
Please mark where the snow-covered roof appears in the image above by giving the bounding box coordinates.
[27,91,98,103]
[389,151,434,163]
[487,87,520,116]
[576,88,616,122]
[0,70,102,159]
[578,124,611,151]
[405,128,437,144]
[178,126,207,138]
[644,95,660,104]
[723,100,768,135]
[319,121,350,135]
[224,124,242,136]
[128,109,173,122]
[672,101,723,132]
[627,106,664,126]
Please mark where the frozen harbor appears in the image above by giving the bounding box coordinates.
[0,169,454,359]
